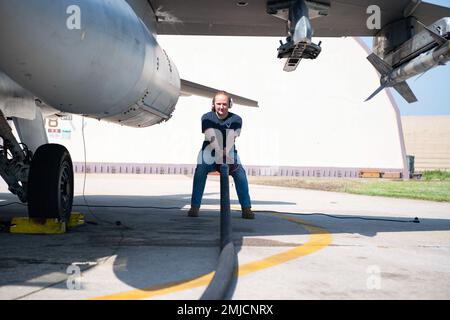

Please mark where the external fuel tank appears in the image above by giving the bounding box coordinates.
[0,0,180,127]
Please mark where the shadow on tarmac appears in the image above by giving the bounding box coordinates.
[1,192,449,298]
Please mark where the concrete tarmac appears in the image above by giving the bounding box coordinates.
[0,174,449,300]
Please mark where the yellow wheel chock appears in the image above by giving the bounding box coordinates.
[9,212,85,234]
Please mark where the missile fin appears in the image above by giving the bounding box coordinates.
[366,53,392,76]
[393,81,418,103]
[365,84,386,102]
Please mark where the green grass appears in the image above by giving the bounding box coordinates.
[247,176,450,202]
[344,180,450,202]
[422,170,450,181]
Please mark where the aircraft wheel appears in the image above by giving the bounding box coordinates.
[28,144,74,222]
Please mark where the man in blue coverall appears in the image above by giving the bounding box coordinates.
[187,91,254,219]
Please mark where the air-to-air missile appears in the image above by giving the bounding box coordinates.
[366,17,449,103]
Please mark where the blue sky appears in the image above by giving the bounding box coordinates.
[362,0,449,115]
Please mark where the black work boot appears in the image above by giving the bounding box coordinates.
[187,206,200,217]
[241,207,255,219]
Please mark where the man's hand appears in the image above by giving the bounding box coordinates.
[204,128,239,165]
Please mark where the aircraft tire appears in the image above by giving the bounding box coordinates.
[27,144,74,222]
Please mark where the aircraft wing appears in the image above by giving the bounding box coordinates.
[180,79,259,107]
[148,0,450,37]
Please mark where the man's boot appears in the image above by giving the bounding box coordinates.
[241,207,255,219]
[188,206,200,217]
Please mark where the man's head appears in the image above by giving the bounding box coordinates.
[211,91,232,119]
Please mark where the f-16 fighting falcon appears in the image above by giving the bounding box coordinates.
[0,0,448,221]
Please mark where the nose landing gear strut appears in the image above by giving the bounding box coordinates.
[0,110,74,222]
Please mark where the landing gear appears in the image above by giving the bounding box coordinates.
[0,110,32,202]
[28,144,74,222]
[0,109,74,221]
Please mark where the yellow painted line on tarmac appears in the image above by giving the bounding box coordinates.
[91,211,332,300]
[91,272,216,300]
[238,214,332,277]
